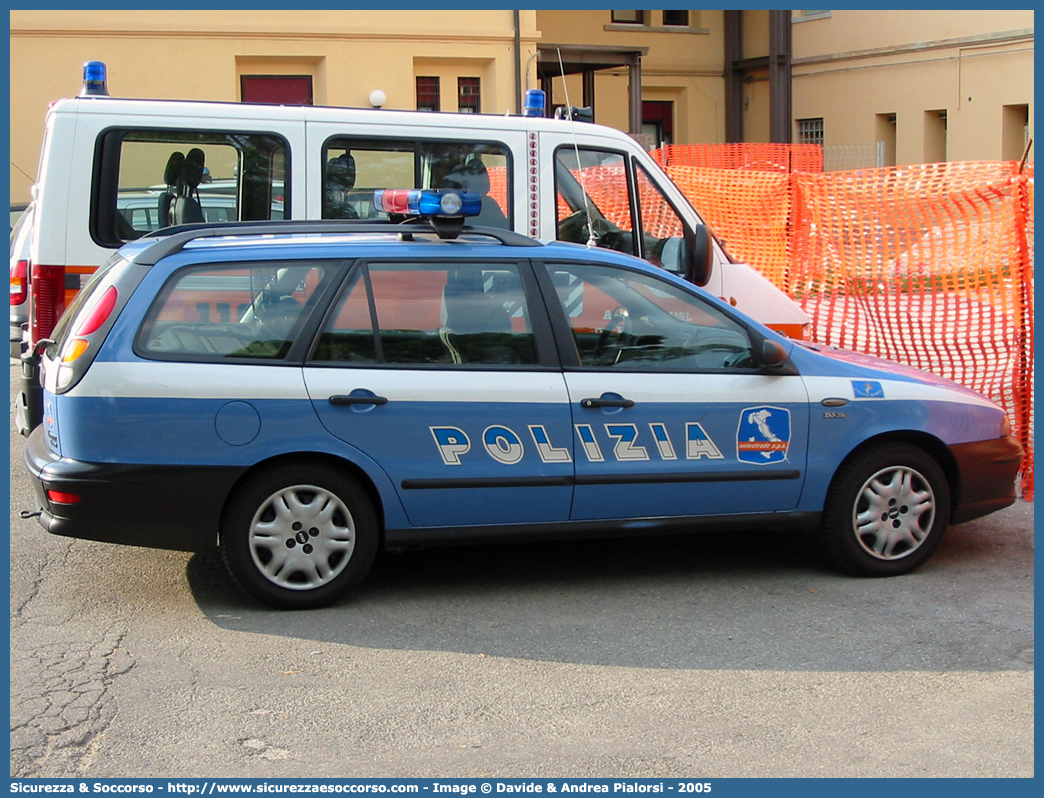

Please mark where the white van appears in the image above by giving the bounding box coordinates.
[22,64,808,350]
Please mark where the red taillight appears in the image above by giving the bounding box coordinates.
[10,259,28,305]
[30,264,67,342]
[75,285,118,336]
[46,489,81,505]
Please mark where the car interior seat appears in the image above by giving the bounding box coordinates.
[324,152,359,219]
[439,270,516,364]
[159,151,185,228]
[172,148,206,225]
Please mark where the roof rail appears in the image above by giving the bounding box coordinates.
[130,218,543,266]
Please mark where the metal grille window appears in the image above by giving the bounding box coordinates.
[797,118,824,147]
[457,78,480,114]
[416,77,440,112]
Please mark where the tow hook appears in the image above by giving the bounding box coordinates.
[19,510,42,520]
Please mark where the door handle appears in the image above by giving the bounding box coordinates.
[329,394,388,406]
[580,397,634,409]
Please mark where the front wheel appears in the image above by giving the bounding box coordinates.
[820,443,950,577]
[220,463,378,609]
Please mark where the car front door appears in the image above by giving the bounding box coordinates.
[304,258,574,529]
[539,259,809,522]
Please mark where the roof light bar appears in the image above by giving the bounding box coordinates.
[374,189,481,218]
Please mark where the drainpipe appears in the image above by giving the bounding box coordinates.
[514,10,522,115]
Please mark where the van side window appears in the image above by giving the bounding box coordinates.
[555,149,637,256]
[321,137,510,229]
[93,130,288,246]
[555,147,692,276]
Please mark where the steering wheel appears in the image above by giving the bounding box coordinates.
[593,307,631,361]
[722,348,756,369]
[558,209,632,251]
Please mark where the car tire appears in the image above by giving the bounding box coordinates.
[220,462,378,609]
[820,443,950,577]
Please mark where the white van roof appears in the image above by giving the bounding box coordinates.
[48,96,641,146]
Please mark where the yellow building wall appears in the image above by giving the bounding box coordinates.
[9,10,1035,201]
[9,10,541,203]
[535,10,725,145]
[791,9,1034,164]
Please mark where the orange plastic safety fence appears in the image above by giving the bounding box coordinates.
[665,166,793,287]
[652,143,823,173]
[660,158,1033,499]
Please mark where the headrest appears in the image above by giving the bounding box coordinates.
[326,152,356,192]
[181,148,206,190]
[164,152,185,186]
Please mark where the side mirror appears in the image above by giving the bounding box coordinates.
[761,338,789,368]
[684,224,713,287]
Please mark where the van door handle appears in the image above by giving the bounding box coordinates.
[580,397,634,409]
[329,394,388,406]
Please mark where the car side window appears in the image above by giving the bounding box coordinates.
[312,262,537,366]
[544,262,756,371]
[137,262,327,360]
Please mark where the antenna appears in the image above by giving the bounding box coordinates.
[556,48,598,249]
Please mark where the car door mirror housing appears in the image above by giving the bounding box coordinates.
[762,338,789,368]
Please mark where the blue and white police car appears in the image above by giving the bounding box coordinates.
[23,189,1024,609]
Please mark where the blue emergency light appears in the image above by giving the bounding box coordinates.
[524,89,546,118]
[374,189,481,218]
[80,61,109,97]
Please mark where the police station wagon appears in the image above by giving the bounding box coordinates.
[23,190,1024,609]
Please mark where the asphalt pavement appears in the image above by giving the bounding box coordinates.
[8,361,1034,778]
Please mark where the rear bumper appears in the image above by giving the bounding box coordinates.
[23,426,246,552]
[949,435,1025,524]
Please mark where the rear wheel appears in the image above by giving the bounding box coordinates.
[820,443,950,577]
[220,463,378,609]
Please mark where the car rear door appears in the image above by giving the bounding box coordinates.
[304,257,574,529]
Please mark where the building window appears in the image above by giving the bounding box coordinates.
[875,113,897,167]
[796,118,824,147]
[924,110,948,163]
[611,11,645,24]
[458,77,481,114]
[662,11,689,27]
[793,10,832,22]
[1002,104,1031,161]
[642,101,674,147]
[416,77,440,112]
[241,76,313,105]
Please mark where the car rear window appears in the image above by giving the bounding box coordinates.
[136,262,330,361]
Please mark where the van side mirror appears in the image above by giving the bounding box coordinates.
[684,224,713,287]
